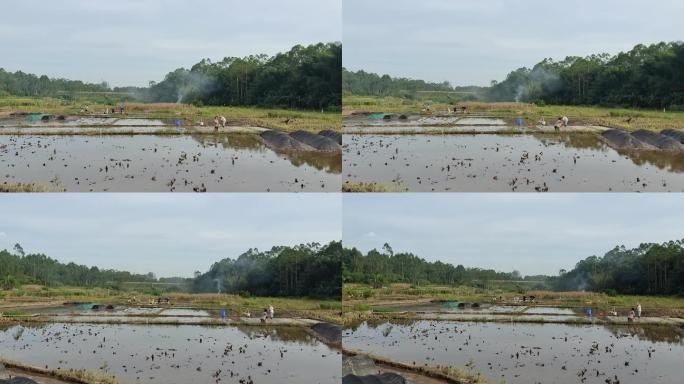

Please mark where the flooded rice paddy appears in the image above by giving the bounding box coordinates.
[0,322,340,384]
[343,133,684,192]
[0,133,341,192]
[344,320,684,384]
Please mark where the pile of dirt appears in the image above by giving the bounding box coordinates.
[632,129,684,151]
[600,129,656,150]
[259,130,314,151]
[310,322,341,344]
[661,129,684,144]
[343,373,407,384]
[289,130,341,152]
[318,129,342,144]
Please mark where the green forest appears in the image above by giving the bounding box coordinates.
[0,42,341,110]
[345,42,684,109]
[553,240,684,295]
[342,244,521,287]
[193,242,342,299]
[0,244,154,290]
[148,43,341,110]
[0,242,342,299]
[342,68,483,102]
[488,42,684,109]
[343,240,684,296]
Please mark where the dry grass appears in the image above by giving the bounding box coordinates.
[0,97,340,133]
[342,181,408,192]
[344,96,684,131]
[0,183,64,192]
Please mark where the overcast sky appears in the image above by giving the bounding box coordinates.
[343,0,684,86]
[0,194,341,278]
[344,194,684,276]
[0,0,341,86]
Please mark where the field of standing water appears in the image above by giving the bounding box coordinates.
[0,134,340,192]
[343,133,684,192]
[344,320,684,384]
[0,323,340,384]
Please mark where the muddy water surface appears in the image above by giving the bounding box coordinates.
[1,134,340,191]
[343,133,684,192]
[344,320,684,384]
[0,323,340,384]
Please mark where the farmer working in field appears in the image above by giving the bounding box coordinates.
[637,303,642,318]
[554,117,564,131]
[219,115,227,128]
[562,115,569,126]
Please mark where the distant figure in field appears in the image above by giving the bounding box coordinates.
[268,305,274,319]
[261,308,268,323]
[628,308,636,322]
[213,116,219,132]
[562,116,569,126]
[219,115,227,128]
[119,104,125,114]
[637,303,642,318]
[554,117,564,131]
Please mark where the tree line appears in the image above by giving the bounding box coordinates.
[487,42,684,109]
[342,244,519,287]
[0,244,155,290]
[0,69,110,98]
[553,240,684,295]
[145,42,341,110]
[0,42,341,110]
[342,68,484,102]
[192,241,341,299]
[1,242,342,299]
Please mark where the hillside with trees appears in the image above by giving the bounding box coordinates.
[146,42,341,110]
[193,241,342,299]
[487,42,684,109]
[553,240,684,295]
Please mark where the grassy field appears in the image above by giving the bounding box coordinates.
[343,283,684,318]
[0,96,340,132]
[0,285,342,323]
[343,95,684,131]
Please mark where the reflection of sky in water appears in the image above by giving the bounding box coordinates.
[344,133,684,192]
[345,320,684,384]
[0,134,340,192]
[0,323,340,384]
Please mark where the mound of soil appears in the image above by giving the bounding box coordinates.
[260,130,314,151]
[289,130,341,152]
[661,129,684,144]
[601,129,656,150]
[343,373,406,384]
[310,322,341,344]
[318,129,342,145]
[632,129,684,151]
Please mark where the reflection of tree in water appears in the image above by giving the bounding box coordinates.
[189,134,341,173]
[616,149,684,173]
[534,133,606,151]
[604,324,684,344]
[235,325,320,346]
[533,133,684,172]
